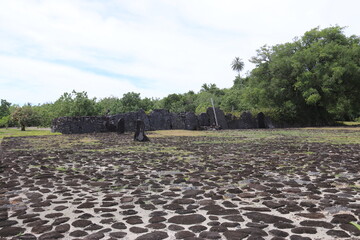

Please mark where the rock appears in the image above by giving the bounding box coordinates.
[145,223,166,229]
[78,202,95,208]
[207,209,240,215]
[263,201,285,209]
[134,120,150,142]
[199,231,222,239]
[84,224,103,231]
[184,112,198,130]
[70,230,88,237]
[149,216,166,223]
[14,233,37,240]
[0,220,17,227]
[52,217,70,225]
[257,112,266,128]
[149,109,172,130]
[112,222,127,229]
[340,223,360,235]
[295,212,325,219]
[198,113,210,127]
[31,224,52,234]
[135,231,169,240]
[291,227,317,234]
[168,214,206,225]
[189,225,207,233]
[72,219,92,228]
[0,227,26,237]
[124,216,143,225]
[326,230,351,238]
[290,236,311,240]
[38,231,64,240]
[222,215,245,222]
[223,230,249,239]
[300,220,334,229]
[55,223,70,233]
[269,229,289,238]
[175,230,196,239]
[83,232,105,240]
[237,228,268,236]
[331,213,357,224]
[130,226,149,233]
[244,212,293,223]
[109,231,127,238]
[207,107,228,129]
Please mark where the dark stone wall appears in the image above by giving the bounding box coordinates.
[51,108,273,134]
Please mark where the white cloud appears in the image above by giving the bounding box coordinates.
[0,0,360,104]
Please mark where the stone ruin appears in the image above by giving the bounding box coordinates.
[51,108,274,134]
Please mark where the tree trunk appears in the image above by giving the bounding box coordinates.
[21,125,25,131]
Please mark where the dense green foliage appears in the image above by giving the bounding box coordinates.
[244,26,360,124]
[1,26,359,129]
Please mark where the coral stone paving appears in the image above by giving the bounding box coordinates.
[0,129,360,240]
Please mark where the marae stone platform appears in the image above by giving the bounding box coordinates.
[0,129,360,239]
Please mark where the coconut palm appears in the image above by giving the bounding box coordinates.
[231,57,244,77]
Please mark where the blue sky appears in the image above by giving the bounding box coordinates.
[1,0,360,105]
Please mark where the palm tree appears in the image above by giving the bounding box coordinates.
[231,57,244,77]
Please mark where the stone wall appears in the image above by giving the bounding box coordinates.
[51,108,273,134]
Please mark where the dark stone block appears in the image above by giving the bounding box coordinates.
[184,112,198,130]
[206,107,228,129]
[198,112,210,127]
[170,113,185,129]
[149,109,172,130]
[134,120,150,142]
[257,112,266,128]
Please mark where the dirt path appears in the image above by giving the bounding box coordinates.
[0,130,359,239]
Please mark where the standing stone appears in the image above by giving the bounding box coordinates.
[134,120,150,142]
[239,111,256,129]
[117,118,125,134]
[257,112,266,128]
[170,113,185,129]
[198,113,210,127]
[206,107,228,129]
[184,112,198,130]
[148,109,172,130]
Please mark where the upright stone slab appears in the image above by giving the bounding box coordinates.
[206,107,228,129]
[198,113,210,127]
[239,111,256,129]
[184,112,198,130]
[117,118,125,133]
[149,109,172,130]
[170,113,185,129]
[134,120,150,142]
[257,112,266,128]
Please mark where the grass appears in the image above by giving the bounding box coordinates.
[350,222,360,230]
[0,127,60,143]
[149,130,208,137]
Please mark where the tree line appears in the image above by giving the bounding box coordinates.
[1,26,360,130]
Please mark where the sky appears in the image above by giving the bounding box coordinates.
[1,0,360,105]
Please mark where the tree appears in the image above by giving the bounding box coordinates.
[120,92,143,112]
[243,26,360,124]
[53,90,98,117]
[0,99,11,118]
[11,105,39,131]
[231,57,244,77]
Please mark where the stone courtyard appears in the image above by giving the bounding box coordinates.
[1,129,360,239]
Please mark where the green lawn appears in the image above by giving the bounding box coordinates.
[0,127,61,143]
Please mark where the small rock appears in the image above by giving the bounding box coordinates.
[168,214,206,225]
[135,231,169,240]
[109,231,127,238]
[326,230,351,238]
